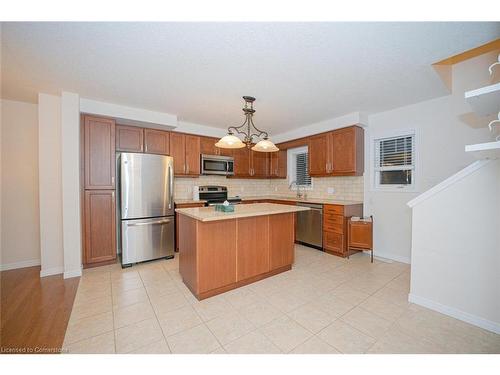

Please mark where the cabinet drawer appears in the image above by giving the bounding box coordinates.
[324,204,344,216]
[323,231,343,252]
[323,216,343,234]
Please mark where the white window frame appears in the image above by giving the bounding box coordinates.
[287,146,313,190]
[370,129,418,193]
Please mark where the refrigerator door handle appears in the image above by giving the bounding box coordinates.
[126,219,172,227]
[168,164,174,210]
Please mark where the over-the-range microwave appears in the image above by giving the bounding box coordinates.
[201,154,234,176]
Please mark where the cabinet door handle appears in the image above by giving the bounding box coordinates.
[111,176,115,185]
[145,144,148,153]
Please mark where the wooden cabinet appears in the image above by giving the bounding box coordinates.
[232,147,252,177]
[185,135,201,175]
[323,203,363,257]
[116,125,144,152]
[308,126,364,177]
[331,126,364,176]
[232,147,269,178]
[269,150,287,178]
[200,136,233,157]
[175,201,205,251]
[308,133,330,176]
[170,132,186,175]
[269,213,295,270]
[237,216,270,281]
[200,136,218,155]
[144,129,170,155]
[170,133,200,176]
[84,190,116,264]
[84,116,116,189]
[251,150,268,177]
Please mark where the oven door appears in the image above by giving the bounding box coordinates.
[201,155,234,176]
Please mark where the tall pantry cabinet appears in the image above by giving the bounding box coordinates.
[82,115,117,266]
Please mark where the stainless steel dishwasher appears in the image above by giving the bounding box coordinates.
[296,202,323,249]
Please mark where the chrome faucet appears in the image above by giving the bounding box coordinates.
[288,180,303,198]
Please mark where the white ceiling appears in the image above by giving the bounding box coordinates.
[1,22,499,135]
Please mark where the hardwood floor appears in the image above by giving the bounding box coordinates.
[0,266,79,354]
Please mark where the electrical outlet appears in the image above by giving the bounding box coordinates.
[274,186,278,192]
[327,187,335,194]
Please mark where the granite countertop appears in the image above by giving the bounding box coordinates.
[175,203,310,222]
[174,199,207,205]
[238,195,363,206]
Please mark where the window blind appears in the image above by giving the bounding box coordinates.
[296,152,311,186]
[375,135,414,171]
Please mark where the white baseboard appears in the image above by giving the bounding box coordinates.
[40,266,64,277]
[0,259,41,271]
[371,251,411,264]
[408,293,500,334]
[64,268,82,279]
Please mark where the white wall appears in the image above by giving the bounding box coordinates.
[0,99,41,270]
[363,51,498,263]
[408,159,500,333]
[38,93,64,277]
[61,92,82,278]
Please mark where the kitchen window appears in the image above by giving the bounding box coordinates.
[373,132,416,191]
[288,146,312,189]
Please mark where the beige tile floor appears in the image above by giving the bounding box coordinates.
[62,245,500,354]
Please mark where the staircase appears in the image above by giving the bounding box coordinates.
[406,54,500,334]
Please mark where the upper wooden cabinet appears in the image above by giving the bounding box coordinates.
[200,136,233,157]
[269,150,287,178]
[233,147,252,177]
[331,126,364,176]
[170,132,200,176]
[200,136,218,155]
[308,133,330,176]
[232,147,270,178]
[144,129,170,155]
[116,125,144,152]
[84,115,116,189]
[308,125,364,177]
[251,150,269,177]
[185,135,201,176]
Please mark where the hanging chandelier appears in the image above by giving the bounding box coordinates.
[215,96,279,152]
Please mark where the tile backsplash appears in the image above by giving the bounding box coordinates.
[174,175,364,201]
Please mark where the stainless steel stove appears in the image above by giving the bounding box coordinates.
[198,186,242,206]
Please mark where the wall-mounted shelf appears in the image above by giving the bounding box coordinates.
[464,82,500,117]
[465,140,500,159]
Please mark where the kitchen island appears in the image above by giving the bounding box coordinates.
[176,203,309,300]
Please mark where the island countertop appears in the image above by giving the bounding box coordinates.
[175,202,310,222]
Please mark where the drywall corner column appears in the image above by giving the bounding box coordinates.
[61,92,82,278]
[38,93,64,277]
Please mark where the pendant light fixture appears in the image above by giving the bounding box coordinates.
[215,96,279,152]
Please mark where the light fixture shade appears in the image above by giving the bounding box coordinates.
[215,134,246,149]
[251,139,279,152]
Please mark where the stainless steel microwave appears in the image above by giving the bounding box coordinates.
[201,154,234,176]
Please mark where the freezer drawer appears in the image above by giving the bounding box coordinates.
[121,216,175,265]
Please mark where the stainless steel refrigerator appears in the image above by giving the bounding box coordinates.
[117,152,175,267]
